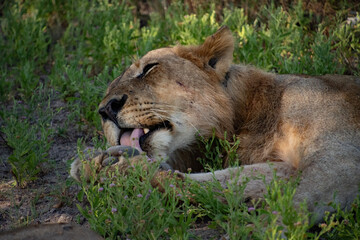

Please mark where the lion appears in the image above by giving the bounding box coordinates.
[71,26,360,223]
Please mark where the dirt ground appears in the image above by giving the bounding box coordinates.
[0,97,88,230]
[0,97,223,239]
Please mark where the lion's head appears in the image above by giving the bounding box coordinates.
[98,26,236,161]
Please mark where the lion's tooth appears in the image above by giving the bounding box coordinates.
[144,128,150,134]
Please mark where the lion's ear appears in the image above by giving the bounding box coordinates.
[174,26,234,80]
[200,26,234,78]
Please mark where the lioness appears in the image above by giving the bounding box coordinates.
[71,26,360,223]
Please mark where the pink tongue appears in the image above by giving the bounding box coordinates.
[120,128,144,152]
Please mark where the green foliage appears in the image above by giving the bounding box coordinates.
[170,10,220,45]
[75,139,360,239]
[322,195,360,239]
[223,2,358,75]
[0,1,50,99]
[76,153,198,239]
[1,118,51,187]
[190,172,259,239]
[0,92,55,187]
[189,165,347,240]
[262,173,310,239]
[197,130,241,170]
[1,0,360,237]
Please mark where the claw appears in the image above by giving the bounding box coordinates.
[105,145,140,157]
[102,156,119,166]
[159,162,172,171]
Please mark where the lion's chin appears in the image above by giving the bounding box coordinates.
[145,128,173,159]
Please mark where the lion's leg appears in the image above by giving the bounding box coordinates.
[293,142,360,223]
[186,162,296,200]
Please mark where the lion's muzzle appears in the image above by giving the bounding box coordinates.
[98,94,128,125]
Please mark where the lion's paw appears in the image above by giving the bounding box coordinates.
[101,145,141,166]
[70,147,102,182]
[70,146,142,182]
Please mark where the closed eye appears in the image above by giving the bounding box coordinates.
[137,63,159,79]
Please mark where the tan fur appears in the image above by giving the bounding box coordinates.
[71,27,360,223]
[274,123,305,168]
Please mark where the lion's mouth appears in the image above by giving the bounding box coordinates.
[118,121,172,152]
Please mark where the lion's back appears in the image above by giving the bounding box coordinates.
[276,74,360,169]
[278,74,360,129]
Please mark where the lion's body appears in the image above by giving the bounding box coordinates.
[71,27,360,222]
[188,65,360,222]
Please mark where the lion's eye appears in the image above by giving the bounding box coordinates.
[137,63,159,79]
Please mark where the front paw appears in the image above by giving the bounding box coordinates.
[70,146,142,182]
[70,147,103,182]
[101,145,141,166]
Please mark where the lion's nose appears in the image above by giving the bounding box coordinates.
[98,94,128,121]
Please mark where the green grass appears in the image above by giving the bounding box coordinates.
[197,130,241,170]
[1,0,359,238]
[76,154,197,239]
[76,151,360,239]
[0,91,56,187]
